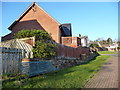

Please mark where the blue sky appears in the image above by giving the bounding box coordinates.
[2,2,118,41]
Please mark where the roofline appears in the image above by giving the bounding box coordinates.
[35,3,60,25]
[80,36,88,38]
[60,23,71,25]
[8,2,60,30]
[8,2,36,30]
[1,32,12,37]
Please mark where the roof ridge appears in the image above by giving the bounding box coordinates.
[16,2,35,21]
[35,3,60,25]
[8,2,35,30]
[8,2,60,30]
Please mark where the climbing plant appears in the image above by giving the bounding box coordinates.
[15,30,57,59]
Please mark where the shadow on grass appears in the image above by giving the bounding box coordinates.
[29,53,99,78]
[25,53,100,81]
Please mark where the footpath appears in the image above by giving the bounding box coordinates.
[85,55,118,88]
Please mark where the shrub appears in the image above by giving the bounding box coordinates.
[32,41,57,58]
[15,30,52,41]
[90,44,99,48]
[15,30,57,59]
[117,47,120,50]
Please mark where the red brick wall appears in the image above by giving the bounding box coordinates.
[11,20,44,33]
[61,37,81,48]
[5,4,61,43]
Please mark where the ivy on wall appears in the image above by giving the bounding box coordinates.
[15,30,57,59]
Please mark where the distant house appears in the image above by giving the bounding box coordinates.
[106,43,118,51]
[79,35,89,47]
[62,34,90,48]
[80,36,88,47]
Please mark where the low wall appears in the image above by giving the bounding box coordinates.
[21,53,98,77]
[21,60,59,77]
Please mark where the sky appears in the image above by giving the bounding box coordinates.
[2,2,118,41]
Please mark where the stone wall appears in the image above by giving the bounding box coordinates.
[21,52,98,77]
[21,60,59,77]
[53,52,97,69]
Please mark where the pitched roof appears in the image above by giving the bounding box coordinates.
[8,2,60,30]
[80,36,88,39]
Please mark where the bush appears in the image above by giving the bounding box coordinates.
[117,47,120,50]
[15,30,57,59]
[90,44,99,48]
[33,41,57,58]
[15,30,52,41]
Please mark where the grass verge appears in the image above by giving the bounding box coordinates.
[97,51,117,54]
[2,55,110,88]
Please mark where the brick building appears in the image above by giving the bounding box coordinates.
[2,2,60,43]
[62,37,81,48]
[1,2,91,59]
[2,2,82,48]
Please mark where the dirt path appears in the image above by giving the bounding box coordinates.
[85,56,118,88]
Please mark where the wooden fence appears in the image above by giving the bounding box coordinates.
[0,39,33,74]
[56,44,90,59]
[1,47,24,74]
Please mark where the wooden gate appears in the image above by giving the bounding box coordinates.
[1,47,23,74]
[0,39,33,75]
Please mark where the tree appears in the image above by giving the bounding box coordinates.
[79,34,81,37]
[15,30,57,59]
[107,38,112,44]
[99,40,107,45]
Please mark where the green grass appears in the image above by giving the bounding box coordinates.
[3,55,110,88]
[98,51,117,54]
